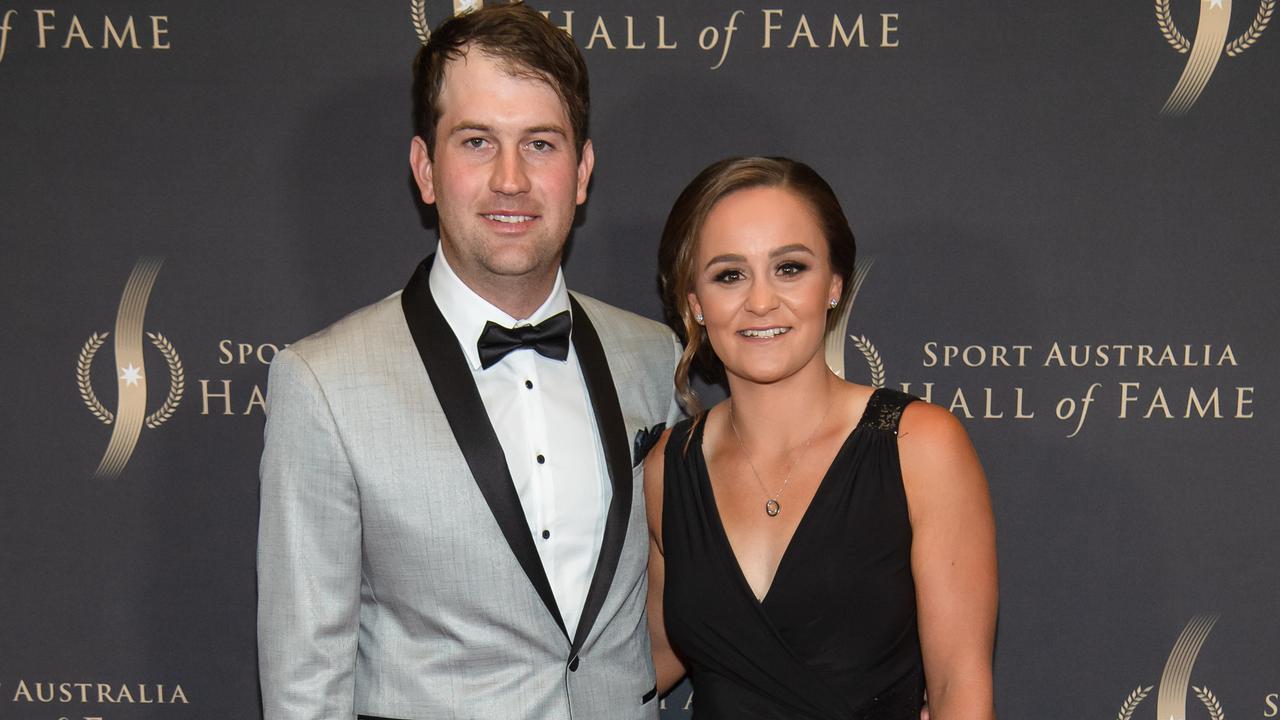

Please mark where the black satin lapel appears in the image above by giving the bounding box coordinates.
[401,256,567,639]
[567,295,633,654]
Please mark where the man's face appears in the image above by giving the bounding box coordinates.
[411,49,594,305]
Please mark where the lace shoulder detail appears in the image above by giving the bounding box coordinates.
[857,388,918,435]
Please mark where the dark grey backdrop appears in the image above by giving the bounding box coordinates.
[2,1,1277,718]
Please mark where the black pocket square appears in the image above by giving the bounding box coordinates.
[632,423,666,467]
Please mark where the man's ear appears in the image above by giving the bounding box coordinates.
[575,139,595,205]
[410,136,436,205]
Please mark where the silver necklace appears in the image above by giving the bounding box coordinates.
[727,397,834,517]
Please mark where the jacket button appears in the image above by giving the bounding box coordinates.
[568,655,580,672]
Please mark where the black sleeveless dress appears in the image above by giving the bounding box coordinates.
[662,388,924,720]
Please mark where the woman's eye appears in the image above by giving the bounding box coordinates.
[777,261,808,276]
[713,269,743,284]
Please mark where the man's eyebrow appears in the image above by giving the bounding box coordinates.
[445,123,569,138]
[447,122,493,137]
[526,125,568,137]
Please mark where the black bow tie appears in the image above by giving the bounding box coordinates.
[476,311,572,370]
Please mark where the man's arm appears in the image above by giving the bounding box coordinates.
[664,331,685,424]
[258,347,362,720]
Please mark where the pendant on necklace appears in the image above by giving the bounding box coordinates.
[765,499,781,517]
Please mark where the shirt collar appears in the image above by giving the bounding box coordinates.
[428,241,571,371]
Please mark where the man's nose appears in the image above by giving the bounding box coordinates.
[490,147,531,195]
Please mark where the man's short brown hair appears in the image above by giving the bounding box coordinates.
[412,2,590,158]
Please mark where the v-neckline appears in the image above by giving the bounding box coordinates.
[694,389,881,606]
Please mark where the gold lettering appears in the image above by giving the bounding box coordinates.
[1143,387,1172,419]
[830,13,867,48]
[116,683,134,703]
[200,379,234,415]
[624,16,645,49]
[0,9,17,63]
[246,384,267,415]
[788,13,818,49]
[899,382,934,404]
[656,16,676,49]
[1137,344,1154,366]
[1043,342,1065,367]
[150,15,169,50]
[1158,345,1176,365]
[1263,693,1277,717]
[13,679,33,702]
[35,682,54,702]
[1185,387,1222,418]
[103,16,139,49]
[948,388,973,418]
[540,10,573,37]
[586,16,614,50]
[35,9,56,48]
[922,342,939,367]
[170,684,189,704]
[63,14,91,49]
[1219,344,1237,366]
[983,388,1004,419]
[219,339,234,364]
[881,13,900,47]
[762,9,783,48]
[1118,382,1141,418]
[97,682,114,703]
[1236,386,1254,418]
[1014,387,1034,418]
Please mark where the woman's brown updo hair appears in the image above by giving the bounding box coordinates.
[657,156,857,415]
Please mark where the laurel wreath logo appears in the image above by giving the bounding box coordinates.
[76,330,185,428]
[1114,685,1153,720]
[1226,0,1275,55]
[1156,0,1274,56]
[411,0,430,44]
[850,334,886,389]
[1113,683,1227,720]
[1156,0,1192,53]
[77,332,115,423]
[1193,686,1226,720]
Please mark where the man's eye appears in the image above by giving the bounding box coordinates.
[464,138,488,149]
[713,269,743,283]
[777,261,808,276]
[529,139,554,152]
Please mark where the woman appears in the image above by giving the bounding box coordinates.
[645,157,997,719]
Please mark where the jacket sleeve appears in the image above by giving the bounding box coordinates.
[664,330,686,425]
[258,347,361,720]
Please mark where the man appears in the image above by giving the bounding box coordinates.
[256,4,681,719]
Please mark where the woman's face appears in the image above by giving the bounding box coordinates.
[688,186,842,387]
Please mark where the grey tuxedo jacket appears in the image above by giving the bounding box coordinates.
[258,258,681,720]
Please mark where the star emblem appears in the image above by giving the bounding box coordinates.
[1207,0,1223,8]
[119,363,143,386]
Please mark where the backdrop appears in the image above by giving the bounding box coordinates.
[2,1,1277,718]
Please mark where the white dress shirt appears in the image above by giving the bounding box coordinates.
[429,244,609,637]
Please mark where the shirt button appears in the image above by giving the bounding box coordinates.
[568,655,580,672]
[541,529,551,540]
[536,454,545,464]
[525,380,533,389]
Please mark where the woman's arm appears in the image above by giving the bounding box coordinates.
[644,429,688,694]
[899,402,998,720]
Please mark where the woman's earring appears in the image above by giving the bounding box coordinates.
[829,298,839,309]
[694,312,704,324]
